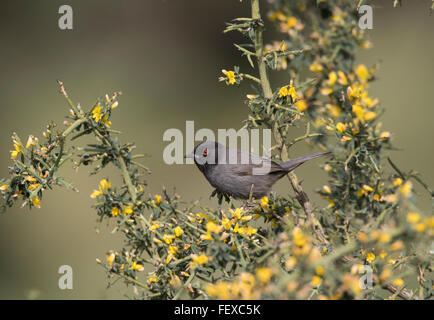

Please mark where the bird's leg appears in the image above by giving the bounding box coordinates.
[210,189,231,205]
[209,189,218,199]
[242,197,257,211]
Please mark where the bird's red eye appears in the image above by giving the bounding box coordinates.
[202,148,208,157]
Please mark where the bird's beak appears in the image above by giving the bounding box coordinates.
[184,152,195,159]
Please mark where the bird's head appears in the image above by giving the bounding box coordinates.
[184,140,223,172]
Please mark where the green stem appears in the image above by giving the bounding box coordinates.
[62,118,87,138]
[240,73,261,84]
[250,0,328,244]
[251,0,273,99]
[119,156,137,203]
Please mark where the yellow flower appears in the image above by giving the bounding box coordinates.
[166,254,174,264]
[366,252,375,264]
[111,207,120,217]
[31,197,41,208]
[147,273,159,285]
[384,194,398,203]
[295,100,308,112]
[233,223,246,235]
[206,221,223,233]
[25,176,37,182]
[222,70,236,85]
[326,104,341,118]
[311,275,322,287]
[287,16,297,28]
[106,252,115,266]
[0,185,9,191]
[413,222,426,232]
[163,234,175,244]
[379,233,391,243]
[90,189,103,198]
[288,83,298,100]
[379,250,387,259]
[399,181,412,197]
[372,194,381,201]
[256,268,272,284]
[322,185,332,194]
[320,87,333,96]
[380,131,391,139]
[191,254,209,268]
[285,257,297,270]
[355,64,369,83]
[91,179,111,198]
[100,179,111,190]
[168,245,178,255]
[357,232,368,243]
[337,70,348,85]
[342,274,362,295]
[25,135,38,149]
[378,269,392,284]
[92,105,103,122]
[196,212,209,223]
[293,227,306,247]
[241,215,252,222]
[390,240,404,251]
[10,141,21,159]
[221,217,232,230]
[110,101,119,109]
[392,278,404,287]
[201,233,213,241]
[28,183,40,191]
[230,208,243,220]
[315,265,325,276]
[130,261,144,271]
[336,122,347,133]
[155,194,161,205]
[174,226,184,237]
[351,264,365,275]
[286,281,298,293]
[245,225,258,236]
[363,185,374,192]
[427,217,434,228]
[364,111,376,121]
[278,86,288,97]
[309,62,323,73]
[150,221,160,231]
[406,212,420,224]
[123,206,133,215]
[260,196,269,208]
[102,114,111,127]
[393,178,403,186]
[348,106,371,122]
[153,237,163,245]
[327,71,337,86]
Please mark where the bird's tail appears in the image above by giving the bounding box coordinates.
[279,151,332,172]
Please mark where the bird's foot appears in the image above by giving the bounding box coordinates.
[210,189,231,205]
[241,198,257,211]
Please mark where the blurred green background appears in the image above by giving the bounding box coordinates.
[0,0,432,299]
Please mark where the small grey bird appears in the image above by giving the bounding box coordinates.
[185,141,331,199]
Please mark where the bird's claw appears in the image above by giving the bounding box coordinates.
[210,189,231,205]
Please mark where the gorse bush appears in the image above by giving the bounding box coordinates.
[0,0,432,300]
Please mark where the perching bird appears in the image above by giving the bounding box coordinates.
[185,141,331,199]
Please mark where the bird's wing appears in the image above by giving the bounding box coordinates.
[223,148,285,176]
